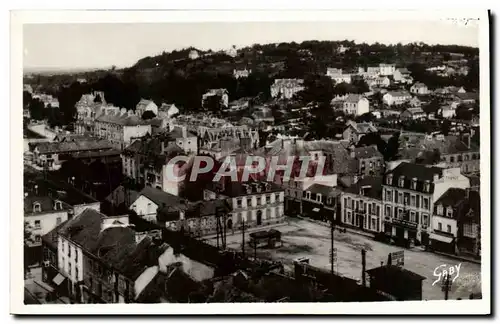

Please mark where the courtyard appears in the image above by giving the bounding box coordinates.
[204,217,482,300]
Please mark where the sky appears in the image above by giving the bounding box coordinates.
[23,21,479,71]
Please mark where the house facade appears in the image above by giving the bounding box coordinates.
[343,94,370,116]
[270,79,305,99]
[350,145,384,176]
[379,63,396,76]
[340,176,384,233]
[204,181,286,230]
[342,121,378,144]
[202,89,229,110]
[382,163,470,247]
[410,83,430,95]
[136,99,159,117]
[383,91,412,106]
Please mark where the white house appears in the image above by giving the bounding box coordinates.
[189,50,199,60]
[136,99,159,116]
[393,68,412,83]
[343,94,370,116]
[130,186,185,223]
[383,91,412,106]
[379,63,396,76]
[410,82,430,95]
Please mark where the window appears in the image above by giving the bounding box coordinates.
[457,155,463,162]
[266,196,271,204]
[471,153,477,160]
[56,217,62,225]
[410,211,416,223]
[437,205,443,215]
[34,220,41,229]
[447,225,452,233]
[33,202,41,213]
[344,198,348,208]
[246,198,252,207]
[385,206,391,218]
[68,247,72,258]
[438,223,442,231]
[398,176,405,187]
[422,214,429,227]
[464,155,470,161]
[34,235,41,242]
[450,156,455,163]
[447,207,453,218]
[423,198,429,210]
[411,178,417,190]
[399,193,403,204]
[411,195,416,207]
[236,199,242,208]
[376,206,380,216]
[386,175,393,185]
[54,201,63,210]
[424,181,431,192]
[385,190,392,202]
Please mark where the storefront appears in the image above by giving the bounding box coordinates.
[429,232,456,255]
[386,218,418,248]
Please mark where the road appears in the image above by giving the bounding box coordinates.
[205,217,481,300]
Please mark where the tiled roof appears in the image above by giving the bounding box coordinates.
[96,113,149,126]
[434,188,466,209]
[385,162,443,193]
[306,184,340,197]
[345,176,383,200]
[387,91,411,97]
[352,145,383,159]
[138,186,185,208]
[105,185,140,206]
[367,265,426,282]
[455,92,479,101]
[58,208,107,251]
[35,139,113,154]
[345,94,364,103]
[42,220,68,250]
[136,99,155,111]
[24,196,70,215]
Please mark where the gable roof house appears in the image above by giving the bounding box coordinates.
[400,107,426,121]
[136,99,159,117]
[343,94,370,116]
[383,91,412,106]
[410,82,430,95]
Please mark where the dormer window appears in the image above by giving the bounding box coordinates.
[398,176,405,188]
[424,181,431,193]
[447,207,453,218]
[54,200,62,210]
[411,178,417,190]
[437,205,443,215]
[33,202,41,213]
[386,174,393,185]
[316,194,322,202]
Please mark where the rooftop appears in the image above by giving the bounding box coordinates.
[351,145,383,159]
[434,188,467,209]
[345,176,384,200]
[34,139,114,154]
[367,265,426,282]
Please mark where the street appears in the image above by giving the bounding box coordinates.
[205,217,482,300]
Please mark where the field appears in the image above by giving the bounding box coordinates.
[205,217,482,300]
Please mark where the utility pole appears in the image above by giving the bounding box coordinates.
[443,273,451,300]
[241,218,245,258]
[330,208,335,275]
[361,249,367,287]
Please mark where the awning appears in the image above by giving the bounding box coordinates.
[312,208,320,212]
[53,273,66,286]
[429,233,454,244]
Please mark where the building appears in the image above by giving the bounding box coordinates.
[202,89,229,110]
[456,189,480,257]
[410,82,430,95]
[383,91,412,106]
[350,145,384,176]
[94,111,152,150]
[340,176,384,233]
[300,183,341,222]
[382,162,470,247]
[55,208,166,303]
[367,76,390,89]
[136,99,159,117]
[342,94,370,116]
[228,98,251,112]
[32,138,115,170]
[367,265,425,301]
[400,107,426,121]
[204,181,286,230]
[233,68,251,79]
[130,186,186,223]
[270,79,305,99]
[158,103,179,119]
[379,63,396,76]
[393,68,412,83]
[121,129,195,194]
[326,68,352,84]
[452,92,479,105]
[326,68,343,78]
[342,121,378,144]
[429,188,466,254]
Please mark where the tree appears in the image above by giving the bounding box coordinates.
[23,91,32,109]
[28,98,45,120]
[384,132,401,161]
[141,110,156,120]
[357,132,387,154]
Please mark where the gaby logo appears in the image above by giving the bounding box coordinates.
[432,263,462,286]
